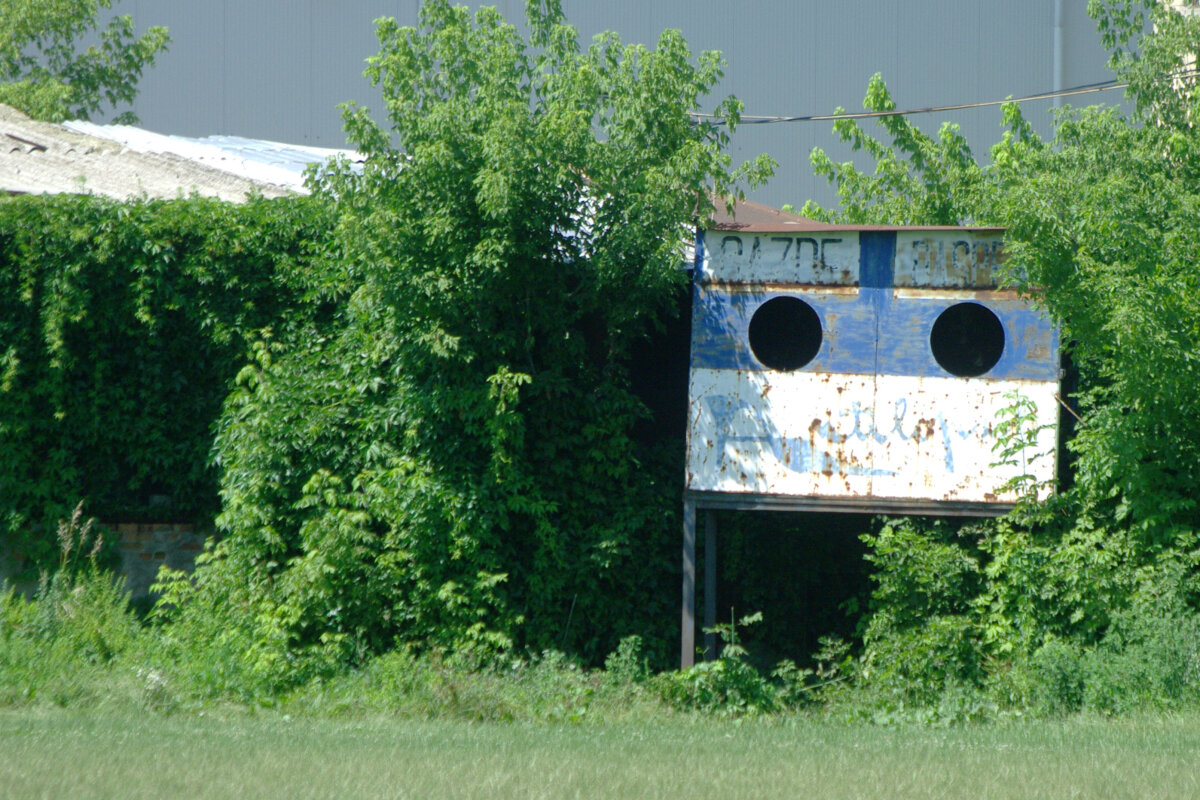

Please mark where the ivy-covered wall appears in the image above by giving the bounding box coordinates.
[0,193,332,569]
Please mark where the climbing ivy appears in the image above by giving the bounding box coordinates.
[0,193,332,569]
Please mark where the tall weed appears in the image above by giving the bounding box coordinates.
[289,645,666,723]
[0,504,143,706]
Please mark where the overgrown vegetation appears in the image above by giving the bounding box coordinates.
[5,0,1200,723]
[0,504,140,707]
[151,0,771,688]
[0,194,333,568]
[0,556,846,717]
[787,0,1200,720]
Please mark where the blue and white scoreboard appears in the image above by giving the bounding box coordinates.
[685,222,1060,515]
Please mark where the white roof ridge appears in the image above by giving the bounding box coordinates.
[62,120,364,193]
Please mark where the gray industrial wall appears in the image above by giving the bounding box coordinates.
[104,1,1118,210]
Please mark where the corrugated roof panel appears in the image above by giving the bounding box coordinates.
[61,120,361,191]
[1,104,293,201]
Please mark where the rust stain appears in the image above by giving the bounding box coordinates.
[892,287,1021,301]
[703,280,859,293]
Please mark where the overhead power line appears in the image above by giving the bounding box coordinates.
[690,78,1130,126]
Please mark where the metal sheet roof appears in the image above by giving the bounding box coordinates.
[0,103,299,202]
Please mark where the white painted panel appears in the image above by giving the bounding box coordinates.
[687,368,1058,505]
[868,375,1058,503]
[894,231,1005,288]
[704,231,860,284]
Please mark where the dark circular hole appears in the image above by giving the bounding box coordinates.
[748,296,822,371]
[930,302,1005,377]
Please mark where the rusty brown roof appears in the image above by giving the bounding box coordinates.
[709,196,1002,234]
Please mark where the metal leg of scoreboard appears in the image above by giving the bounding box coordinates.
[703,510,717,661]
[682,500,719,669]
[681,498,696,669]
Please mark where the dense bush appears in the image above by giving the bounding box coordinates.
[160,0,771,681]
[0,193,332,568]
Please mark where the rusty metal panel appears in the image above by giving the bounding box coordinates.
[686,226,1061,513]
[690,282,1059,383]
[704,231,860,285]
[701,229,1010,289]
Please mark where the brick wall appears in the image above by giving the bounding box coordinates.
[115,523,211,598]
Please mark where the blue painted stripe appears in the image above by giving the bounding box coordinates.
[690,285,1059,381]
[859,231,895,288]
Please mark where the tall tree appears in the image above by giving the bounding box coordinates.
[159,0,770,685]
[0,0,168,122]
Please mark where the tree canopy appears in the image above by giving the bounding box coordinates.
[0,0,168,122]
[797,0,1200,711]
[154,0,770,686]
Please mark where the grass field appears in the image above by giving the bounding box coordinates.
[2,709,1199,799]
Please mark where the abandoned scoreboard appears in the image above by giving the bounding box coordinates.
[685,223,1061,515]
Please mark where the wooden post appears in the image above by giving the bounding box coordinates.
[681,497,697,669]
[703,509,717,661]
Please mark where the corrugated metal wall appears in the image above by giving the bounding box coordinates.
[109,1,1116,209]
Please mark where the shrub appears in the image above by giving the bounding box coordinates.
[1025,639,1086,716]
[654,613,779,716]
[286,643,675,723]
[190,0,770,671]
[1081,585,1200,715]
[604,634,651,687]
[850,519,987,708]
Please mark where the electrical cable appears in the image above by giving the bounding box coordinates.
[689,76,1146,126]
